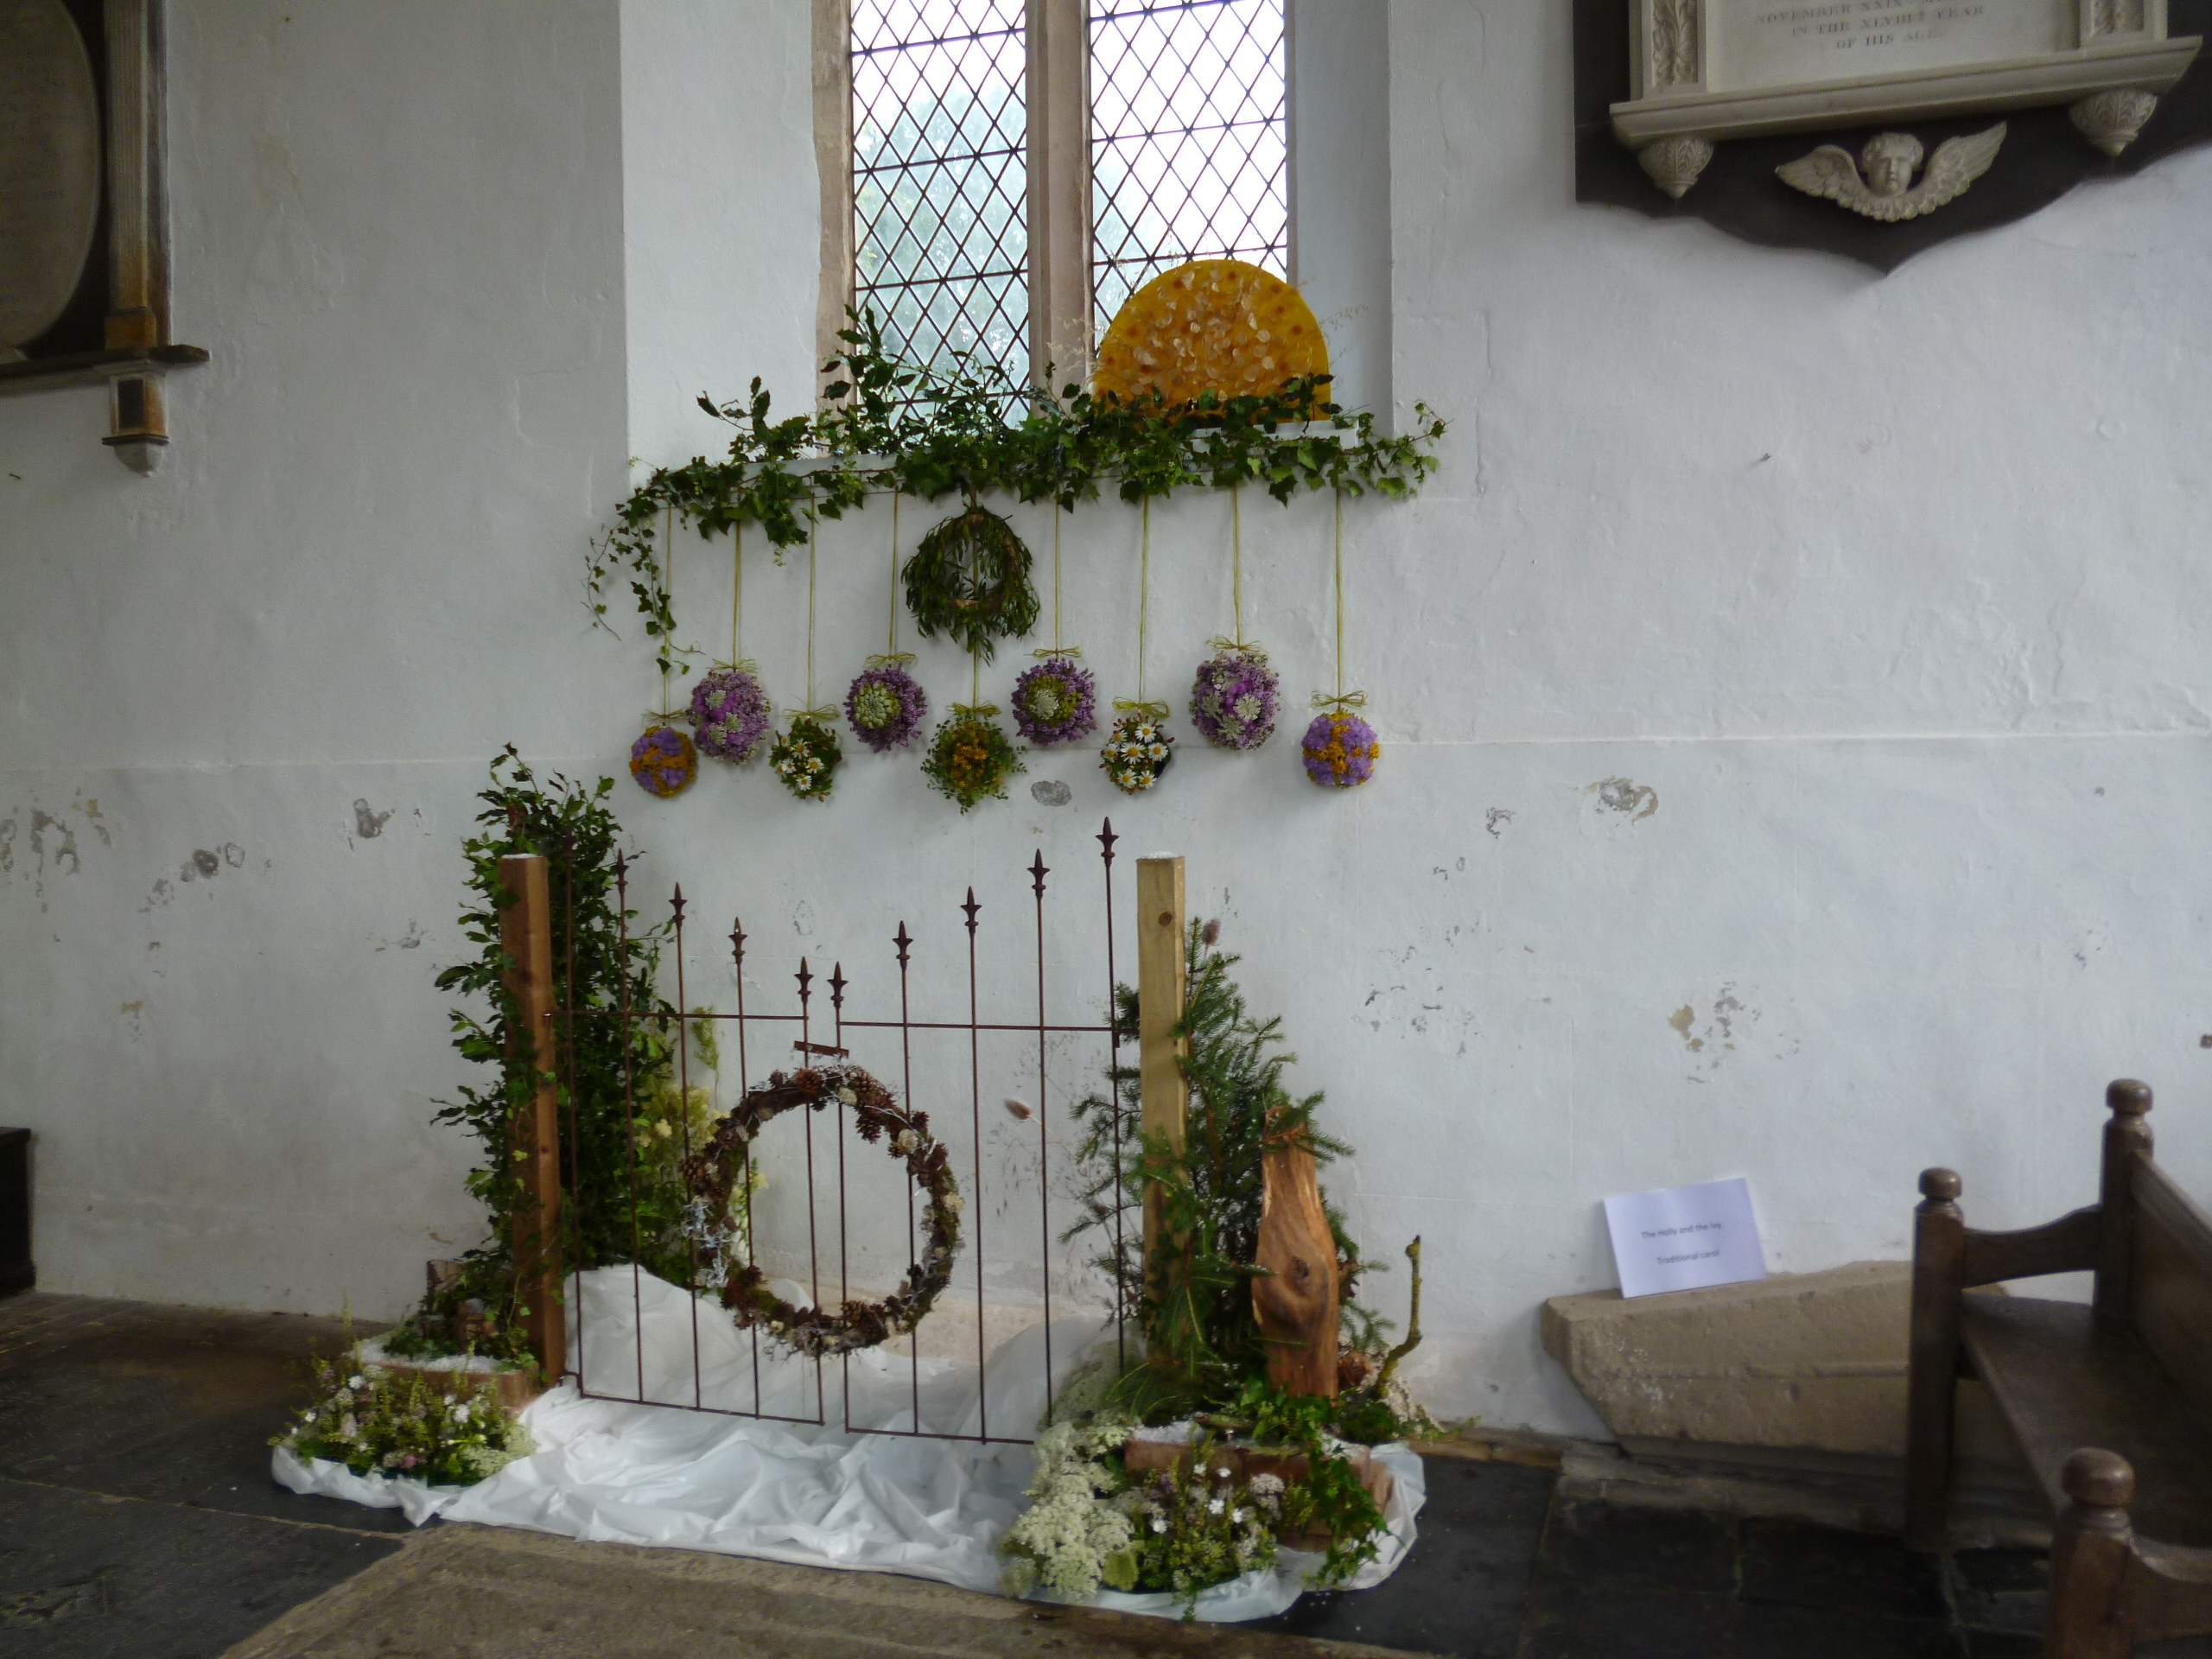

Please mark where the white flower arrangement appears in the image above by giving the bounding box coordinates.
[998,1421,1141,1600]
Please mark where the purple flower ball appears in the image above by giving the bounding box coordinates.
[843,662,929,753]
[690,665,772,763]
[630,725,698,798]
[1300,711,1380,789]
[1188,647,1280,750]
[1009,655,1099,746]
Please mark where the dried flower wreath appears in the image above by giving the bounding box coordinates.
[682,1064,962,1357]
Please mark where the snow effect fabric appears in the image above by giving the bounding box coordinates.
[272,1268,1423,1623]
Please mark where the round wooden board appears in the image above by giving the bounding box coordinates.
[1093,259,1328,409]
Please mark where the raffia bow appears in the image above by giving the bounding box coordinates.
[708,657,762,677]
[786,704,840,726]
[950,702,1001,718]
[1113,699,1171,720]
[1309,690,1370,713]
[1207,636,1268,662]
[1032,645,1084,660]
[863,652,916,670]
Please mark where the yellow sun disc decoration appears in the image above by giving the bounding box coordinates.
[1092,259,1328,411]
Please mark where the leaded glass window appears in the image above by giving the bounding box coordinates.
[841,0,1289,384]
[1089,0,1287,334]
[851,0,1031,381]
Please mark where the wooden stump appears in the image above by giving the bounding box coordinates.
[1254,1137,1339,1397]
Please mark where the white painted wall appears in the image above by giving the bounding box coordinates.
[3,0,2209,1438]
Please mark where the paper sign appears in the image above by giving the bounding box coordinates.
[1603,1177,1767,1300]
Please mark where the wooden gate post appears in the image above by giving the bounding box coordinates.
[1135,856,1189,1274]
[498,854,566,1377]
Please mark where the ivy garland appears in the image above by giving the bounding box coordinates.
[588,309,1446,675]
[903,504,1040,662]
[682,1065,961,1357]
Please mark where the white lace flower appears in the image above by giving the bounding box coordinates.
[1207,1497,1225,1516]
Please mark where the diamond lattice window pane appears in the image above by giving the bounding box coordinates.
[853,0,1029,382]
[1090,0,1287,334]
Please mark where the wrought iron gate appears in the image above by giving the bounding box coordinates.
[554,819,1135,1446]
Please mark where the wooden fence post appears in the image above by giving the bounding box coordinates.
[499,854,566,1377]
[1135,856,1189,1273]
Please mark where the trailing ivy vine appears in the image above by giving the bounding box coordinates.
[590,309,1447,673]
[427,747,707,1344]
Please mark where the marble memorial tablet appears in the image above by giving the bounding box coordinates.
[1719,1,2075,92]
[0,0,102,356]
[1611,0,2202,197]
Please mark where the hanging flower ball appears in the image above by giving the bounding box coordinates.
[1300,709,1380,789]
[690,664,772,763]
[1101,708,1174,795]
[1188,643,1280,751]
[770,713,842,803]
[1009,653,1098,747]
[630,724,698,798]
[843,658,928,753]
[921,706,1025,813]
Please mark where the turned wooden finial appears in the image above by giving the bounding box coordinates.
[1919,1167,1962,1205]
[2107,1079,2153,1119]
[2062,1448,2136,1517]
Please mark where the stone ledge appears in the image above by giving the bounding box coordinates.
[1541,1260,2018,1469]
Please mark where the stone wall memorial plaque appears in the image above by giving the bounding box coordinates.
[0,0,104,359]
[1611,0,2202,198]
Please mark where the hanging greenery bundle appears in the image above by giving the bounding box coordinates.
[1189,644,1280,751]
[1302,493,1376,789]
[690,665,772,763]
[1010,652,1098,747]
[844,657,928,753]
[1300,704,1380,790]
[629,721,698,798]
[769,712,842,802]
[903,503,1040,662]
[1101,704,1175,795]
[922,704,1024,812]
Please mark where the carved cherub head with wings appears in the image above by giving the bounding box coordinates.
[1777,123,2006,222]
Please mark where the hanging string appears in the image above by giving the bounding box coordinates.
[1233,484,1243,643]
[731,519,743,664]
[1312,486,1367,713]
[795,503,836,721]
[1033,503,1080,663]
[649,505,681,724]
[1115,495,1168,719]
[1206,482,1263,659]
[866,493,914,671]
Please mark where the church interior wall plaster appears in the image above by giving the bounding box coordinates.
[1,0,2209,1438]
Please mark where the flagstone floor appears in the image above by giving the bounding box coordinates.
[3,1290,2207,1658]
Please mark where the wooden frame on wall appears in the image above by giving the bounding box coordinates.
[0,0,206,471]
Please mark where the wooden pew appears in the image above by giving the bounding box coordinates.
[1907,1080,2212,1657]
